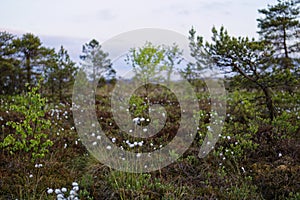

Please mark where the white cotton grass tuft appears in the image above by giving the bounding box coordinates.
[138,141,144,146]
[129,143,134,148]
[72,182,78,186]
[133,117,140,124]
[35,163,43,168]
[48,182,80,199]
[57,193,64,199]
[55,189,62,194]
[47,188,53,194]
[61,187,67,193]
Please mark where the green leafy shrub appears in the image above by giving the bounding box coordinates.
[0,82,53,162]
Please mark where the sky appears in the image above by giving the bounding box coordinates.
[0,0,277,65]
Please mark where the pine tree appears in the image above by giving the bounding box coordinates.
[80,39,114,88]
[257,0,300,93]
[47,46,77,101]
[13,33,55,92]
[189,26,277,120]
[0,32,18,94]
[257,0,300,65]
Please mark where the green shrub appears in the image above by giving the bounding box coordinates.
[0,82,53,162]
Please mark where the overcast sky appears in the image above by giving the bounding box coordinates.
[0,0,277,63]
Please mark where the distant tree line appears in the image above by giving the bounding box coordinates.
[0,32,114,102]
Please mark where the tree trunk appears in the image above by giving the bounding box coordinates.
[59,79,62,102]
[283,27,289,59]
[26,55,31,86]
[261,86,275,121]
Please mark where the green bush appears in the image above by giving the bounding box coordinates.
[0,82,53,162]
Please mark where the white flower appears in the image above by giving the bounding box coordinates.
[129,143,134,148]
[241,167,246,173]
[140,117,145,122]
[279,152,282,157]
[106,145,112,150]
[92,141,97,146]
[29,174,33,178]
[35,163,43,168]
[96,135,101,140]
[134,141,138,146]
[55,189,62,194]
[47,188,53,194]
[133,117,140,124]
[73,186,79,192]
[227,136,231,140]
[111,138,116,143]
[61,187,67,193]
[72,182,78,186]
[57,193,64,199]
[207,126,212,132]
[138,141,143,146]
